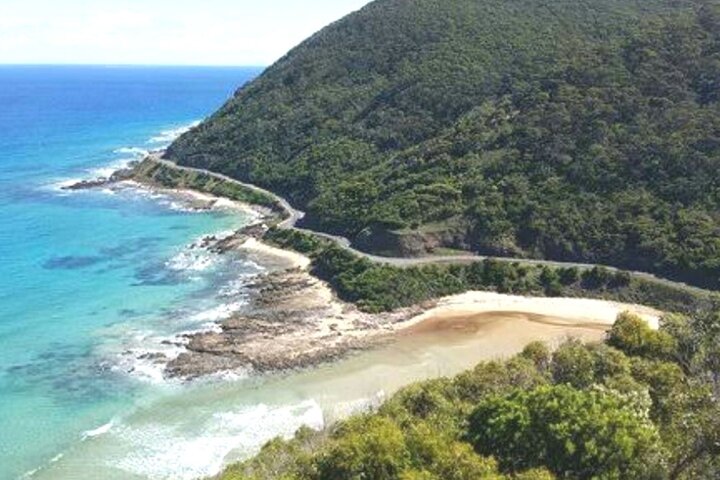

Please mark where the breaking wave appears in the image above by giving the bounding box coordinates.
[147,121,201,145]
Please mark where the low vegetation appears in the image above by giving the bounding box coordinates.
[265,228,715,314]
[129,158,283,212]
[216,310,720,479]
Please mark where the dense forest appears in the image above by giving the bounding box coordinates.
[168,0,720,289]
[217,310,720,479]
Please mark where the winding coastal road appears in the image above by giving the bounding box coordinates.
[152,156,708,295]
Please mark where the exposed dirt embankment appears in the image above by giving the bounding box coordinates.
[352,223,473,257]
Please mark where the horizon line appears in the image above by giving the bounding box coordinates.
[0,63,267,68]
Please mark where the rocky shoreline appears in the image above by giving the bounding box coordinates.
[65,163,422,380]
[61,161,138,190]
[165,228,421,378]
[64,160,665,383]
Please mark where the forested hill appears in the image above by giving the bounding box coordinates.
[167,0,720,289]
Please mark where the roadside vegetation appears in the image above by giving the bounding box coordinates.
[265,228,716,315]
[130,158,283,212]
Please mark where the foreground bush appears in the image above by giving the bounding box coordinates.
[467,385,664,479]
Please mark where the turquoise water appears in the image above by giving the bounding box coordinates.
[0,66,263,479]
[0,65,510,480]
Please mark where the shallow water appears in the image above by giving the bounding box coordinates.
[0,66,265,479]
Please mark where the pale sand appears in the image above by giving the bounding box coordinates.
[382,291,663,364]
[169,188,262,215]
[398,291,661,331]
[238,238,311,270]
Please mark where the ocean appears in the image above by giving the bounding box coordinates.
[0,65,491,480]
[0,65,266,479]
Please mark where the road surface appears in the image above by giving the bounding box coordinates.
[151,156,709,295]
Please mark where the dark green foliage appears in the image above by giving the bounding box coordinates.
[169,0,720,289]
[466,385,664,479]
[265,228,330,256]
[315,416,411,480]
[551,340,597,388]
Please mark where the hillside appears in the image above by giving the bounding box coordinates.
[167,0,720,289]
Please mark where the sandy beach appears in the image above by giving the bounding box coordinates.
[238,237,311,270]
[399,290,661,334]
[165,235,664,378]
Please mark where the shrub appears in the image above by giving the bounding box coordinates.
[314,416,410,480]
[608,312,676,360]
[466,385,664,479]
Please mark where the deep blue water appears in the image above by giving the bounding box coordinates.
[0,66,262,479]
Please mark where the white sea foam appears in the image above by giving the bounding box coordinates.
[20,452,66,479]
[114,146,149,157]
[165,230,242,272]
[82,421,115,440]
[48,154,138,193]
[108,296,247,384]
[147,121,201,145]
[85,158,134,179]
[112,344,184,385]
[47,177,86,193]
[84,145,149,178]
[108,400,324,480]
[188,302,245,325]
[47,120,189,195]
[327,391,386,421]
[127,356,174,384]
[19,466,40,479]
[218,274,260,298]
[204,369,252,383]
[165,250,216,272]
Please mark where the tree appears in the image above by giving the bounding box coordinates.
[404,423,503,480]
[551,340,596,388]
[608,312,676,360]
[466,385,665,479]
[314,416,411,480]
